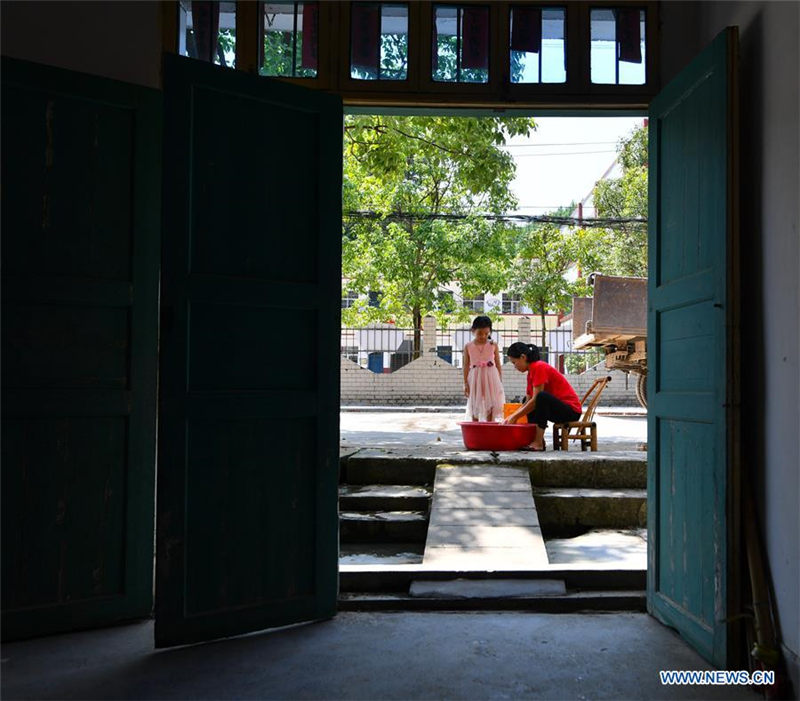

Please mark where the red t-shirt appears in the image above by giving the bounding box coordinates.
[527,361,582,414]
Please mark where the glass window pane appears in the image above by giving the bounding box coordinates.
[510,6,565,84]
[350,3,409,80]
[178,1,236,68]
[591,8,646,85]
[432,4,489,84]
[261,1,319,78]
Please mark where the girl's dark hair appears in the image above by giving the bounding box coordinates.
[471,315,493,333]
[507,342,540,363]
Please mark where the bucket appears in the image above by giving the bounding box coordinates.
[503,403,528,424]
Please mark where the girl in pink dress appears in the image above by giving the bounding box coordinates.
[463,315,506,422]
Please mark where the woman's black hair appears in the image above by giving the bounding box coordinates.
[471,315,493,334]
[507,342,540,363]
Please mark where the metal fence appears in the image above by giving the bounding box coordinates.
[341,319,607,374]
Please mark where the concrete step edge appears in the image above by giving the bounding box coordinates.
[533,488,647,499]
[337,590,646,612]
[339,510,429,522]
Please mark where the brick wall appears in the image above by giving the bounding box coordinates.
[340,355,641,407]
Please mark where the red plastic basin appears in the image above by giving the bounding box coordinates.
[459,421,537,451]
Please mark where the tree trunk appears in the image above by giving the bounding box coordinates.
[539,305,547,350]
[413,307,422,360]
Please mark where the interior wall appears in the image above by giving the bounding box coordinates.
[661,1,800,687]
[1,1,162,88]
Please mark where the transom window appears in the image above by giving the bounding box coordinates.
[509,5,566,84]
[590,7,646,85]
[260,1,319,78]
[178,0,236,67]
[169,1,657,105]
[350,3,409,80]
[432,4,490,83]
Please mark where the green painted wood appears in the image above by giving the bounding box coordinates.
[1,58,161,641]
[155,55,342,648]
[647,29,738,667]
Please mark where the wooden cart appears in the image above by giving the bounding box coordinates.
[572,274,648,408]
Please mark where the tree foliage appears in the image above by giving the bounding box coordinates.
[592,124,648,277]
[507,224,609,347]
[342,115,536,343]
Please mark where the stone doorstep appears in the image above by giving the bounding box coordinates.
[338,485,432,511]
[409,578,567,599]
[533,488,647,499]
[339,510,429,544]
[336,590,647,613]
[347,448,647,464]
[533,489,648,529]
[342,452,647,488]
[340,510,428,522]
[339,485,432,497]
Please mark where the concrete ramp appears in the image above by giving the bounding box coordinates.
[422,465,550,570]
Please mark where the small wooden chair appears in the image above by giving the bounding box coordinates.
[552,376,612,451]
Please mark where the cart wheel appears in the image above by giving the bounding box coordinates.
[635,372,648,409]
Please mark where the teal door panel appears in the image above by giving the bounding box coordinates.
[1,58,161,640]
[647,29,739,667]
[156,55,342,648]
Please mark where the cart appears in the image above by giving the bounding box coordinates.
[572,274,648,408]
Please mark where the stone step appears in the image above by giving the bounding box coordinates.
[339,510,429,543]
[339,542,424,566]
[533,488,647,529]
[339,566,646,593]
[341,450,646,488]
[338,590,646,613]
[544,528,647,567]
[409,578,567,599]
[338,484,432,512]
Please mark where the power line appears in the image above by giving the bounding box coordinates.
[508,150,618,157]
[343,210,646,227]
[501,141,621,148]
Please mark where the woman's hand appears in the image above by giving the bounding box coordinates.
[503,412,519,425]
[464,383,470,398]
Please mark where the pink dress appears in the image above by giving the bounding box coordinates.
[465,340,506,422]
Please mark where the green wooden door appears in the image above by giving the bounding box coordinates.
[155,55,342,648]
[647,28,740,667]
[1,58,161,640]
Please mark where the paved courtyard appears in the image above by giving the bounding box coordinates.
[340,407,648,452]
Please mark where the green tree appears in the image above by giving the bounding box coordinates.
[507,223,608,348]
[593,124,648,276]
[343,115,536,355]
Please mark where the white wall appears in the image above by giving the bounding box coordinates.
[661,1,800,685]
[340,354,641,407]
[1,1,162,88]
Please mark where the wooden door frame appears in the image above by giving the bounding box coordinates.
[156,8,741,662]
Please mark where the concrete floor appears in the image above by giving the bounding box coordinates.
[340,408,648,452]
[1,613,759,700]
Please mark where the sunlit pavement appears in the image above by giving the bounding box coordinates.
[340,407,647,452]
